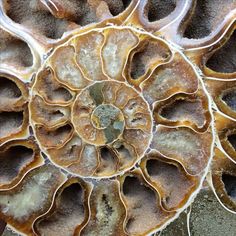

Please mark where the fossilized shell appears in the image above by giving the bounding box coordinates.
[0,1,236,236]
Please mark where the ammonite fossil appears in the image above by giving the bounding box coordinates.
[0,1,236,235]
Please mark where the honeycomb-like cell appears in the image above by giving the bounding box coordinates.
[1,1,236,235]
[0,73,29,144]
[140,152,200,211]
[0,139,43,190]
[34,178,90,236]
[0,27,34,77]
[210,148,236,212]
[0,165,66,235]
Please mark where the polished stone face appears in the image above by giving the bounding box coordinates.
[1,1,236,235]
[92,104,122,129]
[91,104,124,140]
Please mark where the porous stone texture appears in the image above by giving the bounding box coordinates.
[1,1,236,235]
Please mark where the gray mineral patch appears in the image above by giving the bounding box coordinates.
[190,187,236,236]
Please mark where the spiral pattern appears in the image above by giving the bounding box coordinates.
[1,1,236,235]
